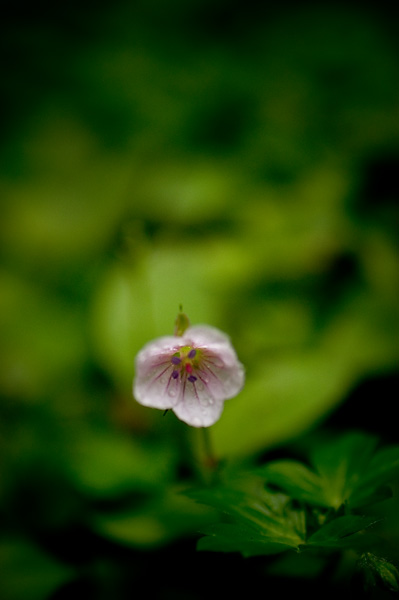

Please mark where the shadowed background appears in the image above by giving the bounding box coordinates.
[1,1,398,598]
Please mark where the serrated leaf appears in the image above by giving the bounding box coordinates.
[259,433,391,510]
[310,432,379,509]
[188,486,290,533]
[350,445,399,508]
[257,460,328,507]
[197,523,295,557]
[306,515,379,548]
[360,553,399,592]
[188,478,306,556]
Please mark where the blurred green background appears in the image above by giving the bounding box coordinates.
[1,1,398,598]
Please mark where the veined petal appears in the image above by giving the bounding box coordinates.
[133,336,182,409]
[173,380,224,427]
[133,367,178,410]
[199,348,245,400]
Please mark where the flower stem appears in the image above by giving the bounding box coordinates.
[201,427,218,470]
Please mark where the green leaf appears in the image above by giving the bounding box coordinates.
[188,476,306,556]
[306,515,379,548]
[91,247,220,390]
[212,279,399,459]
[0,538,73,600]
[257,460,328,507]
[188,486,288,533]
[359,496,399,559]
[92,486,215,548]
[212,350,353,458]
[197,523,295,557]
[0,271,87,400]
[310,432,379,509]
[64,426,176,497]
[259,432,392,510]
[350,445,399,508]
[359,553,399,592]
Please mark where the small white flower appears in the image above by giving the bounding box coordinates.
[133,325,244,427]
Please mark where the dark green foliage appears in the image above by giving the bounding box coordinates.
[359,553,399,593]
[188,476,306,556]
[190,432,399,590]
[258,432,399,510]
[305,515,379,548]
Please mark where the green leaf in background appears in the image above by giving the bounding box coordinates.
[212,349,353,458]
[212,276,399,458]
[0,117,131,269]
[91,262,155,391]
[0,539,73,600]
[91,486,216,548]
[63,426,177,497]
[91,244,220,391]
[0,270,87,400]
[132,158,238,226]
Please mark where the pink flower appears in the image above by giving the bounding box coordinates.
[133,325,244,427]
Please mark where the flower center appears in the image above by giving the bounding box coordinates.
[170,346,200,382]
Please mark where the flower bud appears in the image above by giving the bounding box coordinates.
[174,309,190,336]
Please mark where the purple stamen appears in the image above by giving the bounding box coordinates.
[172,370,179,379]
[188,349,196,359]
[171,356,181,365]
[188,375,197,383]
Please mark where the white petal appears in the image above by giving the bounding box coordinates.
[173,379,224,427]
[133,368,179,410]
[200,348,245,400]
[184,326,245,398]
[135,335,182,360]
[133,336,182,409]
[183,325,232,347]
